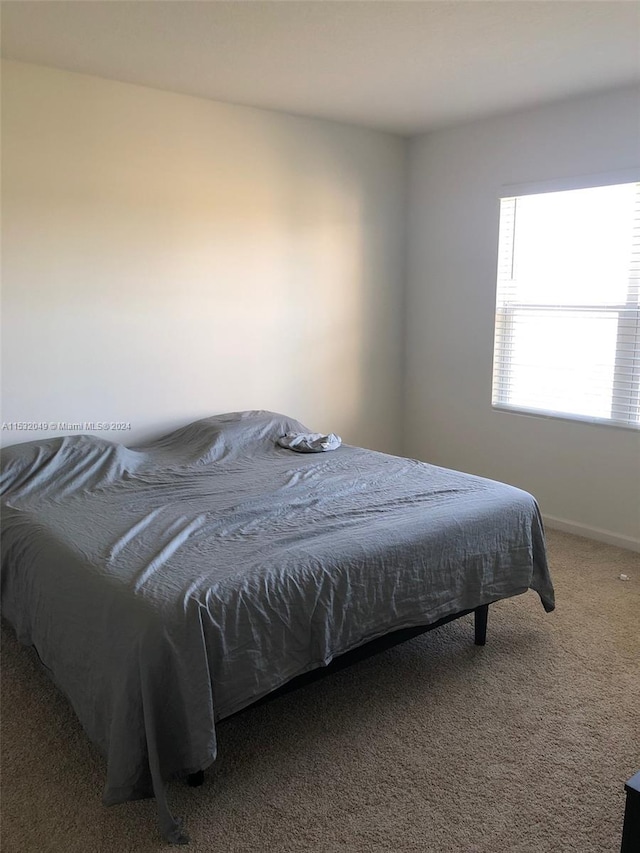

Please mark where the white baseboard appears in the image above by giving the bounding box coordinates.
[543,515,640,553]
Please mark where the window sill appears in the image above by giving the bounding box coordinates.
[491,403,640,432]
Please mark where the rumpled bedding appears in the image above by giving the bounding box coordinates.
[277,431,342,452]
[0,410,554,843]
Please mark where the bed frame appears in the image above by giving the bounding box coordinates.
[186,601,490,788]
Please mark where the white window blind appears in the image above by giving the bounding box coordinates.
[492,180,640,429]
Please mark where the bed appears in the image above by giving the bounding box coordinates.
[0,410,555,843]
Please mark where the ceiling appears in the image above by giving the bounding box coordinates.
[1,1,639,135]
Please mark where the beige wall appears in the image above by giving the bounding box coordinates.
[406,85,640,548]
[3,61,638,549]
[1,61,406,452]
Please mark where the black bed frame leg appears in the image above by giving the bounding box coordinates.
[474,604,489,646]
[187,770,204,787]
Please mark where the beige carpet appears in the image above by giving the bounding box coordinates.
[1,530,638,853]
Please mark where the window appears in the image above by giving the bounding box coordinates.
[492,177,640,429]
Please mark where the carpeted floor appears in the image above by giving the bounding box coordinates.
[1,530,638,853]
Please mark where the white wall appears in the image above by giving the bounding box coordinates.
[3,62,638,548]
[1,61,406,452]
[406,85,640,548]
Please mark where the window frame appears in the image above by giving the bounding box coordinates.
[491,168,640,431]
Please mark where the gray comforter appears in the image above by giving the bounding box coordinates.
[0,411,554,843]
